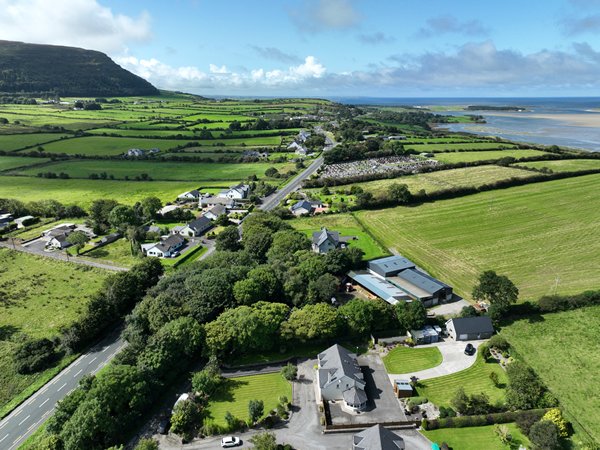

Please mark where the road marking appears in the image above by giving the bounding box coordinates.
[88,357,97,364]
[13,410,21,417]
[12,435,22,446]
[0,434,8,443]
[102,346,109,352]
[57,383,67,392]
[74,369,83,376]
[39,398,49,408]
[18,415,30,426]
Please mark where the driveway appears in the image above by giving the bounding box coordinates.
[429,297,471,316]
[387,340,487,383]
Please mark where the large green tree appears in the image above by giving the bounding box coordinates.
[280,303,341,342]
[472,270,519,319]
[66,231,89,254]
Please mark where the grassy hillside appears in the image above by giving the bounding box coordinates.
[356,174,600,301]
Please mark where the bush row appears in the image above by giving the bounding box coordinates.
[424,409,548,430]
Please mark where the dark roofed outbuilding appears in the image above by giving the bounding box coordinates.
[368,256,416,278]
[446,316,495,341]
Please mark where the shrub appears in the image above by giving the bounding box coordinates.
[134,438,159,450]
[13,338,58,374]
[542,408,569,437]
[421,418,428,430]
[249,399,265,424]
[529,420,560,450]
[515,409,546,435]
[488,335,510,351]
[489,371,500,387]
[280,363,297,381]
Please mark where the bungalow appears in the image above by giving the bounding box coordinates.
[287,141,307,155]
[353,424,405,450]
[290,200,315,216]
[219,183,250,200]
[203,204,227,221]
[145,234,185,258]
[48,234,71,249]
[312,227,343,254]
[199,196,235,209]
[446,316,495,341]
[42,224,76,238]
[14,215,36,229]
[177,190,201,201]
[126,148,145,157]
[179,216,212,237]
[317,344,367,411]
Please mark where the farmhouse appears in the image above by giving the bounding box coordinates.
[48,234,71,249]
[179,216,212,237]
[144,234,185,258]
[203,204,227,221]
[348,256,453,307]
[353,424,405,450]
[446,317,495,341]
[317,344,368,411]
[177,190,201,201]
[312,227,344,254]
[219,183,250,200]
[287,141,308,155]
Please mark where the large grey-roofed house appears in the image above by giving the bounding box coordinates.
[317,344,367,411]
[312,227,342,254]
[145,234,185,258]
[353,424,405,450]
[446,316,495,341]
[179,216,212,237]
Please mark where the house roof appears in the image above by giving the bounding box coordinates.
[187,216,211,231]
[368,256,415,277]
[207,204,227,216]
[292,200,314,213]
[155,234,185,252]
[179,189,200,198]
[394,380,413,392]
[343,386,368,406]
[317,344,364,388]
[347,271,411,305]
[312,227,339,247]
[391,269,449,298]
[353,424,405,450]
[447,316,494,336]
[15,215,34,222]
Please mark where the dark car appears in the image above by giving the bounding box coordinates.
[464,343,476,356]
[157,417,170,434]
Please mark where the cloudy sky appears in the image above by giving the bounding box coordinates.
[2,0,600,97]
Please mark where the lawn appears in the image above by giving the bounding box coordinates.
[0,248,107,412]
[433,149,549,164]
[0,175,199,207]
[382,346,443,374]
[204,373,292,427]
[515,159,600,172]
[31,136,197,156]
[416,353,507,407]
[289,213,389,260]
[0,155,50,171]
[501,306,600,444]
[356,174,600,301]
[423,423,531,450]
[78,238,142,268]
[0,133,69,151]
[14,159,295,182]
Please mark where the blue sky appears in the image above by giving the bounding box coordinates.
[2,0,600,96]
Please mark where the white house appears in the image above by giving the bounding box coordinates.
[317,344,367,411]
[287,141,307,155]
[144,234,185,258]
[177,190,201,201]
[48,234,71,249]
[204,205,227,221]
[199,196,235,209]
[298,129,311,142]
[290,200,314,216]
[179,216,212,237]
[311,227,343,254]
[219,184,250,200]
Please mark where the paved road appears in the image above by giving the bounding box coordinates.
[0,240,128,272]
[0,331,125,450]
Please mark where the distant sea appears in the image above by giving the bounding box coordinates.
[334,97,600,152]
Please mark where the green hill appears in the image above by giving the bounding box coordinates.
[0,40,159,97]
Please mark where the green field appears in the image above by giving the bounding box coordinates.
[290,213,389,260]
[502,306,600,444]
[382,346,443,373]
[31,136,195,156]
[78,238,141,268]
[416,353,507,407]
[433,149,549,163]
[0,175,196,207]
[0,133,69,151]
[0,249,107,412]
[0,156,50,171]
[205,373,292,427]
[515,159,600,172]
[423,423,531,450]
[356,174,600,301]
[13,159,295,182]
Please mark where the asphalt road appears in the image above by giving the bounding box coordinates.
[0,331,125,450]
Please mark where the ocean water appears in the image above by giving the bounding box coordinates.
[334,97,600,152]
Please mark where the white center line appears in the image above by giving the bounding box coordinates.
[17,415,30,427]
[89,357,97,364]
[102,346,109,352]
[39,398,50,408]
[74,369,83,377]
[0,434,8,443]
[13,410,21,417]
[57,383,67,392]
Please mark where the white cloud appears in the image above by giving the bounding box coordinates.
[116,56,326,92]
[0,0,151,54]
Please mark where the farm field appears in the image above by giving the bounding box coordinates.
[416,353,507,407]
[77,238,141,268]
[405,142,518,152]
[12,159,295,182]
[204,373,291,427]
[0,156,50,171]
[0,133,70,151]
[423,423,531,450]
[433,149,549,163]
[0,249,107,412]
[0,175,196,206]
[290,213,389,260]
[515,159,600,172]
[0,112,115,130]
[502,306,600,444]
[382,346,443,373]
[28,136,196,156]
[356,174,600,300]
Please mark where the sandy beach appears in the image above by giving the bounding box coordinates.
[482,111,600,128]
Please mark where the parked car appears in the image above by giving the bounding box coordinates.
[157,417,170,434]
[221,436,241,447]
[464,343,476,356]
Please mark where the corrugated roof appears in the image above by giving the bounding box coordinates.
[368,256,416,277]
[392,269,447,297]
[348,271,411,305]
